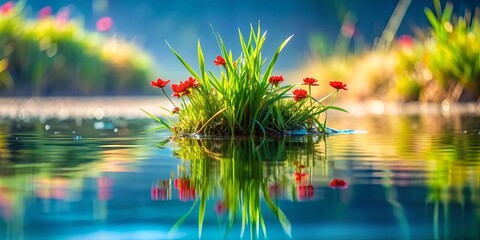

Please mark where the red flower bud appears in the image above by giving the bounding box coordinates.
[171,107,180,114]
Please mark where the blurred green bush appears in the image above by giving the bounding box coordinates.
[300,0,480,103]
[0,2,154,96]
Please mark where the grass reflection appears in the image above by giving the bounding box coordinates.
[334,112,480,239]
[163,136,328,239]
[0,118,153,239]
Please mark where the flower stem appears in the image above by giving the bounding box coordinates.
[323,90,339,131]
[162,88,177,108]
[308,85,312,107]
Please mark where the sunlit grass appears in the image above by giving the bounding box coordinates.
[149,24,347,136]
[0,2,154,95]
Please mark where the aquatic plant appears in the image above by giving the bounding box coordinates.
[0,1,153,95]
[147,24,347,136]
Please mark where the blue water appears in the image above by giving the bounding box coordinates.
[0,111,479,239]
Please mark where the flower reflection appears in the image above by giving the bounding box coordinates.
[97,176,112,201]
[0,187,13,219]
[151,180,171,201]
[268,183,282,198]
[174,178,195,201]
[297,184,314,200]
[214,201,228,216]
[35,177,70,200]
[294,172,307,182]
[329,178,348,189]
[163,137,328,238]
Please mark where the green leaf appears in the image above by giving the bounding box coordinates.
[325,105,349,113]
[166,41,201,80]
[197,39,207,82]
[425,8,440,30]
[262,187,292,237]
[441,2,453,24]
[198,194,206,238]
[140,108,173,132]
[168,199,198,236]
[261,35,293,83]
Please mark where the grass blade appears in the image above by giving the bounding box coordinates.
[140,108,173,132]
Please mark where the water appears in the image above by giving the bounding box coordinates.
[0,105,479,240]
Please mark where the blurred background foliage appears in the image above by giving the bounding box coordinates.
[0,1,154,96]
[290,0,480,102]
[0,0,479,101]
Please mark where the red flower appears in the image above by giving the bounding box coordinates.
[171,77,198,98]
[96,16,113,32]
[151,78,170,88]
[269,76,284,86]
[213,56,226,66]
[0,1,14,15]
[329,81,348,90]
[292,89,308,101]
[302,77,319,86]
[329,178,348,189]
[38,6,52,19]
[172,89,190,98]
[186,77,199,88]
[171,107,180,114]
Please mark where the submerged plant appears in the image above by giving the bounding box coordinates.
[148,24,347,136]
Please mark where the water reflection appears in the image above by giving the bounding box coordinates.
[159,136,339,239]
[0,118,154,239]
[0,110,479,239]
[157,111,480,239]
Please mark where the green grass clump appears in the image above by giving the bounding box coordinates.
[148,24,347,136]
[0,1,153,95]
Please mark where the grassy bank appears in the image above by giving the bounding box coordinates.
[292,0,480,103]
[0,1,154,96]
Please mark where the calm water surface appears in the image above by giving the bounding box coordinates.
[0,106,479,240]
